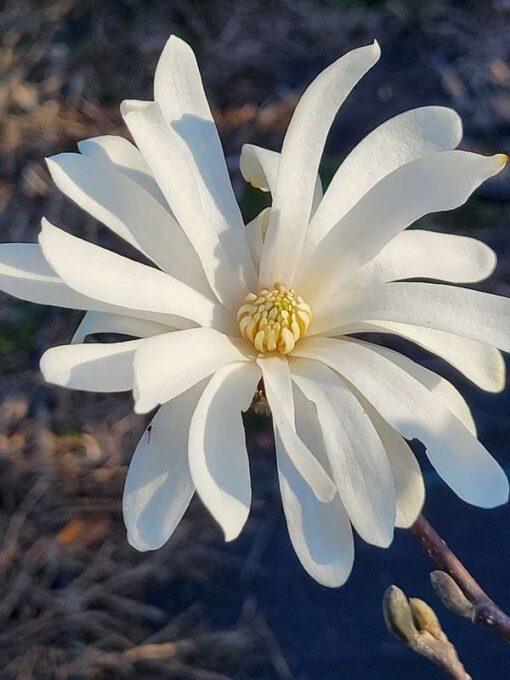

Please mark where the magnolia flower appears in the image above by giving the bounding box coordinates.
[1,36,509,588]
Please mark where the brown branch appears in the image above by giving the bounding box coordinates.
[411,514,510,643]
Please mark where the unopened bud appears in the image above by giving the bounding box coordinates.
[383,585,418,644]
[430,571,474,619]
[410,597,445,641]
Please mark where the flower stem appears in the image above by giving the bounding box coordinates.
[410,514,510,643]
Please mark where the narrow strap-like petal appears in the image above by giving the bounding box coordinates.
[348,230,496,288]
[240,144,323,212]
[40,339,142,392]
[123,382,205,551]
[188,362,260,541]
[0,242,106,311]
[275,385,354,587]
[257,354,336,503]
[291,357,395,547]
[293,337,509,508]
[364,404,424,529]
[0,241,182,329]
[259,41,380,287]
[46,153,211,295]
[334,321,505,393]
[78,135,167,207]
[72,312,176,343]
[314,280,510,354]
[122,100,256,307]
[298,152,507,303]
[154,36,249,240]
[339,362,424,528]
[360,342,476,435]
[39,219,225,330]
[133,328,254,414]
[240,144,279,192]
[244,208,270,271]
[307,106,462,246]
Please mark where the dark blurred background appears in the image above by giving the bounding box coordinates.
[1,1,510,678]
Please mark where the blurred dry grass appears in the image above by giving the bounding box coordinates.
[0,391,288,679]
[0,0,510,678]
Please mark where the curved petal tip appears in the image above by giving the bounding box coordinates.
[223,522,244,543]
[126,530,155,553]
[39,349,53,384]
[495,153,509,169]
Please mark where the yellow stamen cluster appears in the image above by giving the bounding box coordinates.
[237,283,312,354]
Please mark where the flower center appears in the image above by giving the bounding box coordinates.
[237,283,312,354]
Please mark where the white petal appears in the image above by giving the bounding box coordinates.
[40,339,142,392]
[46,153,211,294]
[308,106,462,245]
[259,41,380,287]
[123,382,205,551]
[364,342,476,435]
[39,220,226,330]
[294,337,509,508]
[240,144,279,192]
[299,152,507,303]
[257,354,336,503]
[154,36,250,241]
[240,144,323,212]
[245,207,270,271]
[122,99,256,307]
[275,386,354,587]
[0,242,106,311]
[77,135,167,207]
[316,281,510,354]
[46,154,144,254]
[133,328,253,414]
[335,320,505,393]
[124,35,257,303]
[246,208,271,269]
[291,357,395,547]
[350,230,496,288]
[0,242,178,330]
[364,405,424,529]
[72,312,174,343]
[188,362,260,541]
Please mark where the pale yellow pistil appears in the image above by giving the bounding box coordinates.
[237,283,312,354]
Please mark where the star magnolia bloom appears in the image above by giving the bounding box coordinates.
[1,36,509,587]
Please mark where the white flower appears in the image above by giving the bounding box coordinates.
[1,35,509,588]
